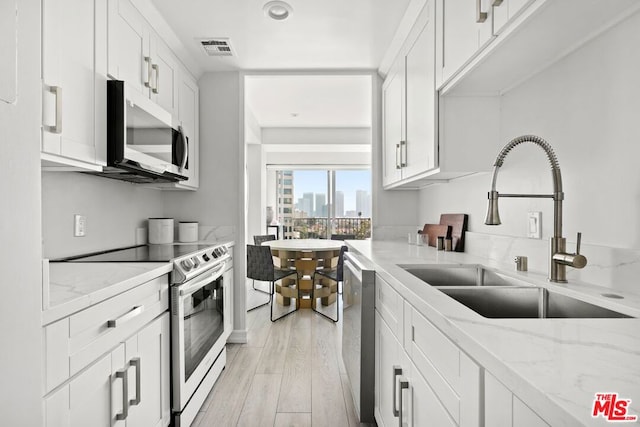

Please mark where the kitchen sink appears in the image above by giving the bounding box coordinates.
[439,287,633,319]
[400,264,515,287]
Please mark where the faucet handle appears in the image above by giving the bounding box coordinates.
[576,232,582,255]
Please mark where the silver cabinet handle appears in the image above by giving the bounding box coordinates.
[178,125,188,170]
[45,86,62,134]
[107,305,144,328]
[395,143,401,170]
[476,0,488,22]
[152,63,159,94]
[114,368,129,420]
[492,0,504,6]
[144,56,153,88]
[392,365,403,417]
[400,140,407,167]
[129,358,141,406]
[398,378,409,427]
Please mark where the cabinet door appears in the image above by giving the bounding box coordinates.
[107,0,150,96]
[45,344,127,427]
[151,38,179,116]
[441,0,493,84]
[42,0,96,163]
[485,371,548,427]
[126,313,171,427]
[177,73,200,188]
[375,311,403,427]
[404,0,437,179]
[382,62,404,187]
[403,360,456,427]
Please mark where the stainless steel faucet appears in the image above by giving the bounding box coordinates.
[485,135,587,283]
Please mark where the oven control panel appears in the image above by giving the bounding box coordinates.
[172,244,231,284]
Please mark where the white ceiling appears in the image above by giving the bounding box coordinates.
[245,74,373,127]
[150,0,412,72]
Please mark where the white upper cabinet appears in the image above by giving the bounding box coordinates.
[382,0,437,189]
[107,0,149,95]
[106,0,199,190]
[382,60,403,187]
[439,0,495,85]
[439,0,640,94]
[107,0,179,113]
[403,3,437,180]
[151,39,180,117]
[41,0,106,171]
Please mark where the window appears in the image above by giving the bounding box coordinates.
[274,169,371,239]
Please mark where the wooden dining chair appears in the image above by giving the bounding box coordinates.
[246,244,298,322]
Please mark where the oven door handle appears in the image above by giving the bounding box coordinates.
[179,262,227,297]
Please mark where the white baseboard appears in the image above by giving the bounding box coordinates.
[227,329,247,344]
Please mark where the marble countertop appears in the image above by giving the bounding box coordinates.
[43,262,173,325]
[42,240,237,326]
[346,239,640,427]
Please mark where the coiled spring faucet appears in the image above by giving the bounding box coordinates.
[485,135,587,283]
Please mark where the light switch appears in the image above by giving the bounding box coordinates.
[74,214,86,237]
[527,212,541,239]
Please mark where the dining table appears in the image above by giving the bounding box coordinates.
[261,239,345,308]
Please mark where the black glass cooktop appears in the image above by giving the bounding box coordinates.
[54,244,215,263]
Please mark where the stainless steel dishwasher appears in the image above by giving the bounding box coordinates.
[342,251,376,424]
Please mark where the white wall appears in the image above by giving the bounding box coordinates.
[164,72,241,230]
[262,127,371,145]
[246,144,264,240]
[164,71,247,337]
[0,0,43,424]
[41,173,165,258]
[419,10,640,250]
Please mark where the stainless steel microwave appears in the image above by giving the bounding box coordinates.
[89,80,188,183]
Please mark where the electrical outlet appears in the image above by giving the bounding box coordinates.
[527,211,541,239]
[74,214,86,237]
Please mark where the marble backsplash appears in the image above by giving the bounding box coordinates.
[464,231,640,294]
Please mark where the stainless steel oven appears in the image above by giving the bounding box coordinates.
[171,245,233,427]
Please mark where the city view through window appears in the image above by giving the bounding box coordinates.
[275,169,371,239]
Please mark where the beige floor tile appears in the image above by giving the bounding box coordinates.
[236,373,282,427]
[273,412,312,427]
[197,346,262,426]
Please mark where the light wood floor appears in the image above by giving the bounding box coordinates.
[192,299,371,427]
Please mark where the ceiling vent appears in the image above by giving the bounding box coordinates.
[198,38,235,57]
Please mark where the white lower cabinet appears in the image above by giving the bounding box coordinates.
[375,311,403,427]
[485,371,549,427]
[405,359,456,427]
[375,275,481,427]
[44,276,171,427]
[46,313,170,427]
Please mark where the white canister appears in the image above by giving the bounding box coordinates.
[178,221,198,243]
[148,218,174,244]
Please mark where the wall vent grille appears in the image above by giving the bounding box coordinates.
[198,38,235,57]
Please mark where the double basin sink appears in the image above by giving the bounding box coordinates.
[400,264,632,319]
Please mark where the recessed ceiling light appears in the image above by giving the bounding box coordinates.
[263,1,293,21]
